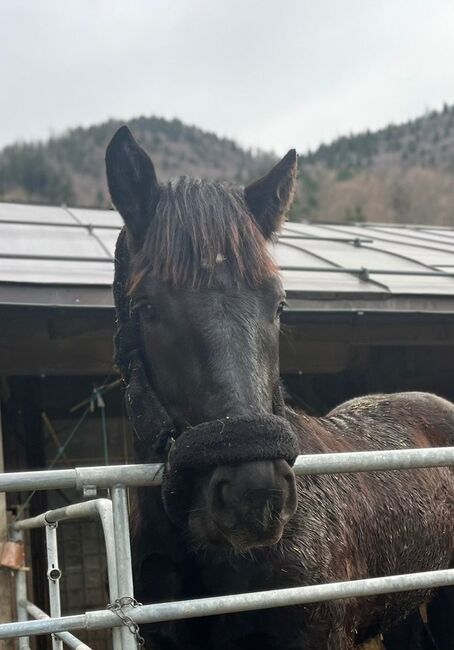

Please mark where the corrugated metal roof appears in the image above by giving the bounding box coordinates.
[1,202,454,310]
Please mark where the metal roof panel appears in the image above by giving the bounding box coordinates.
[0,258,113,285]
[0,203,74,224]
[68,207,123,228]
[1,203,454,307]
[281,269,385,294]
[0,223,109,259]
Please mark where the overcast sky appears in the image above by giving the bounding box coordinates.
[2,0,454,155]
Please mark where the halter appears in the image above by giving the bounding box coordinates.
[113,228,299,524]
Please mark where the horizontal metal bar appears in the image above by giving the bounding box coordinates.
[280,265,454,277]
[291,446,454,475]
[21,601,92,649]
[1,468,77,491]
[0,218,120,231]
[3,447,454,494]
[13,498,112,529]
[280,235,373,243]
[0,252,113,263]
[0,465,163,492]
[1,568,454,639]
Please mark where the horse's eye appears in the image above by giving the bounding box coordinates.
[276,300,287,319]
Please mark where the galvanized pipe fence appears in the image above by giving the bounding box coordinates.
[2,446,454,649]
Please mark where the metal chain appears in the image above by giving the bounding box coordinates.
[107,596,145,647]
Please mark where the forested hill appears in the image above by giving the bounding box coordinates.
[2,107,454,226]
[0,117,274,208]
[296,104,454,226]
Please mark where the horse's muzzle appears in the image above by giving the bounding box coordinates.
[161,414,300,547]
[204,459,298,549]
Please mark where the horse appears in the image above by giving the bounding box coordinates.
[105,125,454,650]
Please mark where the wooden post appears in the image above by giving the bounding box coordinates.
[0,402,14,648]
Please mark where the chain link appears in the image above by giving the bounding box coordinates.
[107,596,145,647]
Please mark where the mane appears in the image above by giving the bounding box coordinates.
[130,176,278,289]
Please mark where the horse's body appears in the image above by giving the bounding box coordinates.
[105,126,454,649]
[133,392,454,649]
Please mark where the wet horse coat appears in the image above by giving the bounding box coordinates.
[106,126,454,649]
[129,394,454,649]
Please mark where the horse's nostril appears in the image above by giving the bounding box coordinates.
[209,476,238,530]
[212,479,230,510]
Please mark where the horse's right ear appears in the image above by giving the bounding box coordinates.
[105,126,159,248]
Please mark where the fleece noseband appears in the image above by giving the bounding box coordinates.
[113,228,299,525]
[162,414,298,525]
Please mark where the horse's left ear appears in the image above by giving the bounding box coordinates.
[245,150,297,239]
[105,126,160,248]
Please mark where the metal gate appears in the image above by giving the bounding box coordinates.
[2,446,454,649]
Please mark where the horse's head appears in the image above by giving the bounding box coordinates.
[106,126,298,551]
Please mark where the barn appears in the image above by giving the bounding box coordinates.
[1,201,454,647]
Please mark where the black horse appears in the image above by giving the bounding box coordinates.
[106,126,454,649]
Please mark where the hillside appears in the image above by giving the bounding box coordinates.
[295,104,454,226]
[2,107,454,225]
[0,117,274,208]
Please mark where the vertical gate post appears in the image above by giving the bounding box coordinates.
[15,567,30,650]
[0,402,14,649]
[97,501,122,650]
[111,485,137,650]
[46,523,63,650]
[13,530,30,650]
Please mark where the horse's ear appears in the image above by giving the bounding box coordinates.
[244,150,297,239]
[105,126,159,247]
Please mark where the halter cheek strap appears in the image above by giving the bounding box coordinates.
[114,228,178,460]
[125,354,177,459]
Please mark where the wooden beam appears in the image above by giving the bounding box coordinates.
[2,305,454,376]
[0,307,114,375]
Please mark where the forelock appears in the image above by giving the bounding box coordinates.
[130,176,278,289]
